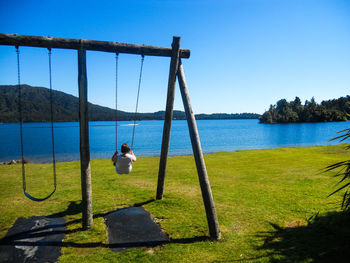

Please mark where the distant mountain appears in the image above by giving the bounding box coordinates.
[0,85,260,122]
[0,84,130,122]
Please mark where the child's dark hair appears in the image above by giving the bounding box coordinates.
[121,143,131,154]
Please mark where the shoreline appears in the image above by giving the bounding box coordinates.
[2,143,348,164]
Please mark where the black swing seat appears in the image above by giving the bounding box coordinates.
[24,189,56,202]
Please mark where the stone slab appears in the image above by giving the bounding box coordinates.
[0,216,65,263]
[104,206,169,252]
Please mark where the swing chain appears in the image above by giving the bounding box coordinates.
[15,46,26,191]
[115,53,119,151]
[131,54,145,149]
[15,46,57,201]
[48,47,57,188]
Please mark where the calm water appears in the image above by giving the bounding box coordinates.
[0,119,348,163]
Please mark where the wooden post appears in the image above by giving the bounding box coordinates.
[177,59,221,240]
[78,47,93,229]
[156,37,181,200]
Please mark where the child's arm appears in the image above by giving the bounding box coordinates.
[129,150,137,162]
[112,151,118,165]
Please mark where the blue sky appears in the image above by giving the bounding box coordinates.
[0,0,349,114]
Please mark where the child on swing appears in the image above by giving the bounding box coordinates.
[112,143,137,174]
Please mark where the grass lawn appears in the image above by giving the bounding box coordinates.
[0,144,349,262]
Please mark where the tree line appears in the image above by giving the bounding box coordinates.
[259,96,350,124]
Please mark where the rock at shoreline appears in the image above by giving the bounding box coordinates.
[0,159,29,165]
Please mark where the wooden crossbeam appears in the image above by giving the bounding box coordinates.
[0,33,190,58]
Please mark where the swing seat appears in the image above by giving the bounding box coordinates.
[16,46,57,202]
[115,170,131,175]
[114,163,133,175]
[24,189,56,202]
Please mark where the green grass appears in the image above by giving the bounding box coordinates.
[0,144,349,262]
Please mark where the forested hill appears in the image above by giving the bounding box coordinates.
[259,96,350,124]
[0,85,260,122]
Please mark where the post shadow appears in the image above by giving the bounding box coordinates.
[0,199,211,251]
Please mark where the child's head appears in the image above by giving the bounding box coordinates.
[121,143,131,154]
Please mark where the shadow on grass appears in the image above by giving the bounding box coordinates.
[0,238,209,249]
[50,200,83,218]
[0,199,209,249]
[257,211,350,263]
[133,198,156,207]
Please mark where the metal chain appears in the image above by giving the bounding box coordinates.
[131,54,144,149]
[115,53,119,152]
[48,48,57,188]
[16,46,26,192]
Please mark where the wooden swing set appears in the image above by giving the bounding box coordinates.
[0,33,221,240]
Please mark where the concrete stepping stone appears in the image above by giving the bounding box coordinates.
[104,206,169,252]
[0,216,65,263]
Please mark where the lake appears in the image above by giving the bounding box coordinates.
[0,119,348,163]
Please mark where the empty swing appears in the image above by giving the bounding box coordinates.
[112,53,144,174]
[16,46,57,201]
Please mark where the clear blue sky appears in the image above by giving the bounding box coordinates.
[0,0,349,114]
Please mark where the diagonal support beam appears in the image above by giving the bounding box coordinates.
[177,59,221,240]
[156,37,181,200]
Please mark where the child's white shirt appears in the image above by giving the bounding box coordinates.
[115,153,136,174]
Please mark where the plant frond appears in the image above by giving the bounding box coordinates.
[324,162,347,172]
[338,173,350,184]
[327,127,350,211]
[342,191,350,210]
[329,129,350,141]
[328,182,350,197]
